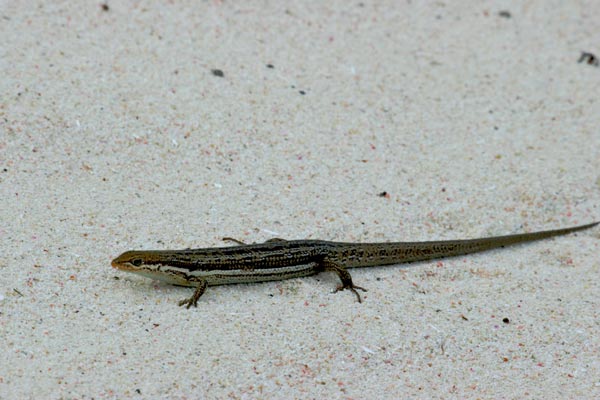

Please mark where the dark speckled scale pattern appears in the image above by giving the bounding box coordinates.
[119,222,598,271]
[111,221,598,307]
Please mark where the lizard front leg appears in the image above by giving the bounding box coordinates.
[178,277,208,308]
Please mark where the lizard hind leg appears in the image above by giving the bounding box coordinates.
[322,259,367,303]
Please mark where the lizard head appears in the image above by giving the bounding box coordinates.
[111,250,146,272]
[111,250,193,286]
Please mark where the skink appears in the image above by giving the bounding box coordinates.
[111,221,598,308]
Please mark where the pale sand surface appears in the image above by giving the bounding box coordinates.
[1,1,599,398]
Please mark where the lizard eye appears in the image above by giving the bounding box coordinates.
[131,259,142,267]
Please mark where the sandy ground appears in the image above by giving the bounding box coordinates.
[1,1,599,398]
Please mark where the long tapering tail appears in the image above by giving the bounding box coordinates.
[336,221,598,268]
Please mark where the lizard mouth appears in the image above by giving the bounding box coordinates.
[111,255,135,271]
[111,258,126,269]
[111,251,144,271]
